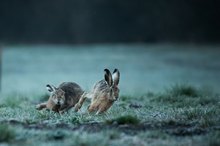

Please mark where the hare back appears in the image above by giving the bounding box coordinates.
[93,80,111,93]
[59,82,84,104]
[89,80,111,101]
[59,82,83,96]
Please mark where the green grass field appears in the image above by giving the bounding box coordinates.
[0,84,219,146]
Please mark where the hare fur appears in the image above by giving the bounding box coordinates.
[75,68,120,114]
[36,82,84,114]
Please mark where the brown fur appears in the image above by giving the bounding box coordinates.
[75,69,120,114]
[36,82,84,114]
[87,94,114,113]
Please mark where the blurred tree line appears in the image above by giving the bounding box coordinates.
[0,0,219,44]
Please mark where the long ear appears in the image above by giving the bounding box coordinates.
[104,69,113,86]
[46,84,56,92]
[112,69,120,86]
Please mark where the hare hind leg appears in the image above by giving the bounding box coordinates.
[36,102,47,110]
[95,101,113,115]
[74,92,87,112]
[95,106,108,115]
[87,99,102,113]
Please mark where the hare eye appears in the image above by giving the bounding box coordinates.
[115,88,119,92]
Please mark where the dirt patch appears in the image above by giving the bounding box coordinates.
[1,119,216,136]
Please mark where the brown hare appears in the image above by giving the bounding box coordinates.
[75,68,120,114]
[36,82,84,114]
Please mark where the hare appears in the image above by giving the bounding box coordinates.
[36,82,84,114]
[75,68,120,114]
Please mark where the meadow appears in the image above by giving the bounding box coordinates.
[0,84,220,146]
[0,44,220,145]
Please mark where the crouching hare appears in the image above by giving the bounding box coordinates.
[75,68,120,114]
[36,82,84,114]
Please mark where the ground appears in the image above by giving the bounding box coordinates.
[0,84,220,146]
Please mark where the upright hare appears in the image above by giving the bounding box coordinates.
[36,82,84,114]
[75,68,120,114]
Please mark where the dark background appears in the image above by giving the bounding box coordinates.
[0,0,220,44]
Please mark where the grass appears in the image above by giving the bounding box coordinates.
[0,124,15,142]
[106,115,140,125]
[0,84,220,146]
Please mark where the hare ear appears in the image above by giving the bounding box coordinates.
[104,69,113,86]
[46,84,56,92]
[112,69,120,86]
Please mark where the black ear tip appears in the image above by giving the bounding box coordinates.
[104,68,111,73]
[46,84,53,92]
[113,68,118,73]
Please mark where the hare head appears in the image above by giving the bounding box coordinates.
[46,84,65,105]
[104,68,120,101]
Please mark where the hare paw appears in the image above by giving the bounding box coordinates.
[36,104,41,110]
[59,110,65,114]
[74,103,81,112]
